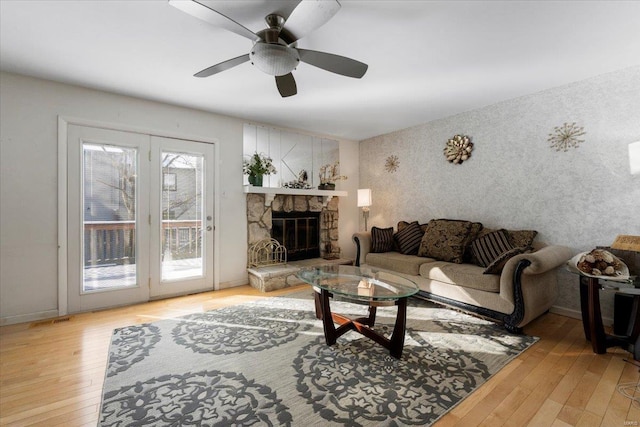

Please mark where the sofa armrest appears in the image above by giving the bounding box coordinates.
[500,244,572,332]
[516,245,573,275]
[352,232,371,267]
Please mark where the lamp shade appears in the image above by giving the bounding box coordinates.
[357,189,372,207]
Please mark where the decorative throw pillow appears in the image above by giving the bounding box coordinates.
[483,246,530,274]
[393,222,424,255]
[370,226,394,253]
[471,229,514,267]
[397,220,429,233]
[396,221,413,232]
[417,219,473,263]
[462,221,484,262]
[507,230,538,248]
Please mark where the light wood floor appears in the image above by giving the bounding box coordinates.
[1,285,638,426]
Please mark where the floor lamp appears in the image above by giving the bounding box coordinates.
[357,189,372,231]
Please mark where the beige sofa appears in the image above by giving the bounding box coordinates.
[353,224,572,333]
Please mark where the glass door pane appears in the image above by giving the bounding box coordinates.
[161,151,204,281]
[82,143,138,292]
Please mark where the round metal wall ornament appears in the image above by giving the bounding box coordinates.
[385,155,399,173]
[444,134,473,164]
[547,122,586,152]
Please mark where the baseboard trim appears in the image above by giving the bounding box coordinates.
[550,305,613,327]
[1,309,60,326]
[218,279,249,290]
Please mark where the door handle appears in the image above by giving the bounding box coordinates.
[207,226,213,231]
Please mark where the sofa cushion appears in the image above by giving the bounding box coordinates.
[419,261,501,293]
[394,221,424,255]
[417,219,472,263]
[366,251,435,276]
[370,226,394,253]
[471,229,513,267]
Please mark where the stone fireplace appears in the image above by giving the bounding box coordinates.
[246,193,341,262]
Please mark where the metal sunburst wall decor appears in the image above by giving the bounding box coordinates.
[385,155,399,173]
[444,134,473,164]
[547,122,586,152]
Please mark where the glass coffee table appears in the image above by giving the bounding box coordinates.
[296,265,419,359]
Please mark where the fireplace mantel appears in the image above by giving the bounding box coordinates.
[243,185,348,207]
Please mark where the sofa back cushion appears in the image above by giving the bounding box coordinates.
[417,219,473,263]
[370,226,394,253]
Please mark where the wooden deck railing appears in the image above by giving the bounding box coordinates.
[84,220,202,266]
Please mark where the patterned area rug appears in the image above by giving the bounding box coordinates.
[99,292,538,426]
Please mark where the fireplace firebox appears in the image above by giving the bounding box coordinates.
[271,211,321,261]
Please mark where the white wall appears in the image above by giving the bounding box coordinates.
[0,72,359,324]
[359,66,640,320]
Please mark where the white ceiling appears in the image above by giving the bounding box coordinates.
[1,1,639,141]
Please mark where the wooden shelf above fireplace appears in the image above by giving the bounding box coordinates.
[243,185,348,207]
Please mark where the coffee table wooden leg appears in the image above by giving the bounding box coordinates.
[320,289,337,345]
[389,297,408,359]
[314,291,323,320]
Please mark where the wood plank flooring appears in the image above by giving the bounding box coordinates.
[1,285,638,426]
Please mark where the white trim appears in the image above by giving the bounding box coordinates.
[213,142,221,291]
[57,117,69,316]
[243,185,347,207]
[218,277,250,290]
[0,309,60,326]
[550,305,613,327]
[57,115,221,313]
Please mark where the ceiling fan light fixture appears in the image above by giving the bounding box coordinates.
[250,42,300,76]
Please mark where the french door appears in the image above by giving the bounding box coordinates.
[66,125,214,313]
[149,136,214,299]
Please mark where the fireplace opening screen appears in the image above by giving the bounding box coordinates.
[271,212,320,261]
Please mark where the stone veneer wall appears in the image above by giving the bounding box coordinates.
[246,194,340,263]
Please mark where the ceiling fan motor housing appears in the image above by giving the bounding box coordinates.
[250,42,300,76]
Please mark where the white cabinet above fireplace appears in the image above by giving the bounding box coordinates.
[243,186,348,207]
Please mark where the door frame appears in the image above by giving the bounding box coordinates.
[57,116,220,316]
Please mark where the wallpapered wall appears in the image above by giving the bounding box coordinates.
[359,66,640,320]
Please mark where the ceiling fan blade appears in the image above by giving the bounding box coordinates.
[282,0,341,43]
[169,0,260,42]
[275,73,297,97]
[298,49,368,78]
[194,54,250,77]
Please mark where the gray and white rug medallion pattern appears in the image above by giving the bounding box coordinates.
[99,293,537,426]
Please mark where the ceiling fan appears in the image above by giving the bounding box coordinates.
[169,0,368,97]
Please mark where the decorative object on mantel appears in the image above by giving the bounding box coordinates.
[547,122,586,152]
[283,170,312,189]
[385,155,399,173]
[444,134,473,164]
[318,161,347,190]
[243,152,276,187]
